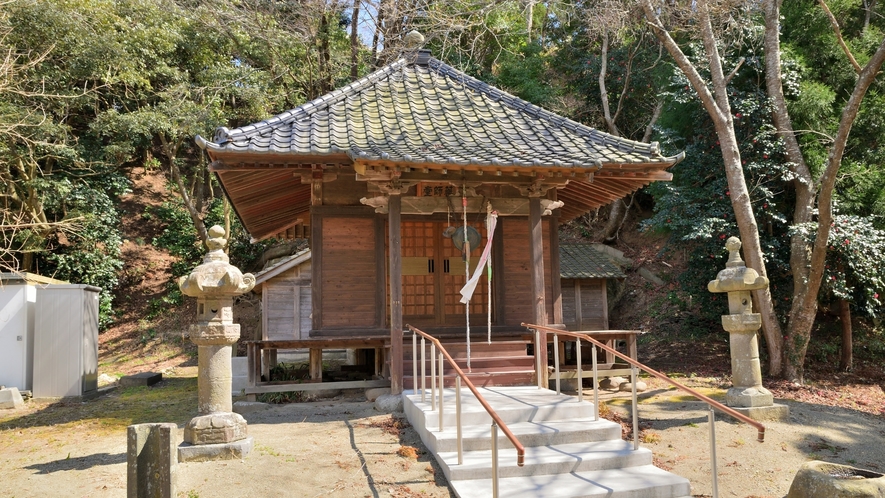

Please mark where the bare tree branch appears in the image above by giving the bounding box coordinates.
[819,0,863,74]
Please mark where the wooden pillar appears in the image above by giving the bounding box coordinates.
[528,196,548,386]
[549,212,563,325]
[310,167,324,333]
[388,194,403,394]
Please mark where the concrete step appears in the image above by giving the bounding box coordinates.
[403,386,690,498]
[404,387,596,428]
[418,417,622,453]
[404,371,535,389]
[449,465,691,498]
[439,439,654,481]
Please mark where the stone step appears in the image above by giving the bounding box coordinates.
[449,465,691,498]
[418,417,622,454]
[439,439,654,481]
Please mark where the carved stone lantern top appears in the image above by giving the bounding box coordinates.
[178,225,256,298]
[707,237,769,296]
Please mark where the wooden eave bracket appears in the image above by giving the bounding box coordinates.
[359,196,562,216]
[299,170,338,184]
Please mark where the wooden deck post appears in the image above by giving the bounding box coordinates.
[309,348,323,380]
[388,194,404,394]
[529,196,548,387]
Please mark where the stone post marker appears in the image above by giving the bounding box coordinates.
[178,225,256,461]
[708,237,789,421]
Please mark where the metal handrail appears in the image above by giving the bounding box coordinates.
[523,322,765,441]
[523,323,763,498]
[407,325,526,469]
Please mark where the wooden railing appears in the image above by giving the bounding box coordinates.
[407,325,524,498]
[523,322,765,498]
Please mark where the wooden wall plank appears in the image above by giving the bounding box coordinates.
[561,279,576,328]
[321,217,376,328]
[502,219,532,326]
[311,213,323,329]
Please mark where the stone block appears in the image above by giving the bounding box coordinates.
[787,460,885,498]
[120,372,163,388]
[127,423,177,498]
[98,373,119,387]
[366,387,391,402]
[638,267,664,286]
[233,401,270,415]
[178,436,253,463]
[598,377,626,390]
[0,387,25,410]
[374,393,403,413]
[619,380,648,392]
[312,389,342,399]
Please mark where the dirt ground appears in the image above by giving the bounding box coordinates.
[9,168,879,497]
[2,369,884,498]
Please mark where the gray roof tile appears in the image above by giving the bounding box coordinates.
[560,244,626,280]
[204,50,681,169]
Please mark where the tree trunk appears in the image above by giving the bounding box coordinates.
[223,196,231,255]
[864,0,877,32]
[319,12,333,94]
[839,298,853,371]
[643,0,785,376]
[371,1,384,67]
[160,134,209,248]
[526,0,534,43]
[602,200,627,244]
[350,1,361,81]
[781,33,885,383]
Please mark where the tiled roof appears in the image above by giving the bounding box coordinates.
[560,244,626,280]
[201,50,682,170]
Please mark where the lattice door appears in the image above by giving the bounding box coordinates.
[392,220,492,327]
[400,221,436,319]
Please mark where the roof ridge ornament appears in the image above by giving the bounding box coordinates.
[404,30,425,50]
[403,30,430,66]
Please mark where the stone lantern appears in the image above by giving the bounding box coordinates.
[708,237,788,421]
[177,225,256,460]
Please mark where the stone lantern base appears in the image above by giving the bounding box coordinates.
[178,412,253,462]
[724,403,790,422]
[726,385,773,407]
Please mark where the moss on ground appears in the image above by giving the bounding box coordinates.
[0,377,197,442]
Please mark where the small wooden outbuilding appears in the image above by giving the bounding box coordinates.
[559,244,626,332]
[253,249,312,342]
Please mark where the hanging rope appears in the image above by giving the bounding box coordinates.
[460,209,498,352]
[462,187,471,371]
[486,202,493,345]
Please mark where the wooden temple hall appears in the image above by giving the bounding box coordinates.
[197,44,683,395]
